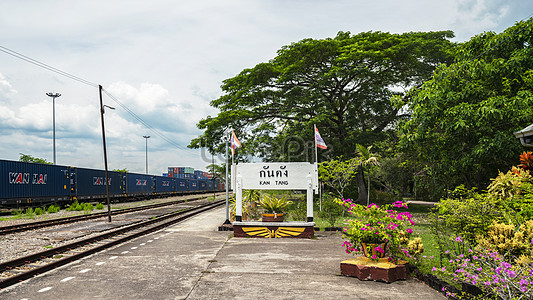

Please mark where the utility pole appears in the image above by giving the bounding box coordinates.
[143,136,150,174]
[46,92,61,165]
[99,85,114,222]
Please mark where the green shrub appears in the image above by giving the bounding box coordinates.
[82,203,94,213]
[318,195,345,227]
[66,201,82,211]
[95,202,104,210]
[11,209,23,216]
[34,207,43,215]
[25,207,35,218]
[287,201,307,221]
[488,167,533,222]
[433,193,501,244]
[243,189,261,203]
[46,204,61,213]
[431,168,533,263]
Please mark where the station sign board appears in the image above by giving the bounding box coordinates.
[232,162,318,191]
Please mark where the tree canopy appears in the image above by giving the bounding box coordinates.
[19,153,52,165]
[398,18,533,192]
[189,30,456,161]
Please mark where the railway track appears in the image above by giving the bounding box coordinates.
[0,193,222,235]
[0,199,225,290]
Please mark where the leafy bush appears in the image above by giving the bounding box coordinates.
[83,203,94,213]
[34,207,43,215]
[478,220,533,260]
[46,204,61,213]
[95,202,104,210]
[488,167,533,222]
[66,201,94,212]
[433,192,501,244]
[430,161,533,298]
[66,201,82,211]
[243,189,261,203]
[286,200,307,221]
[317,195,344,227]
[25,207,35,218]
[11,209,23,216]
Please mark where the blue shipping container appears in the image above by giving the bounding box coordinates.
[206,180,214,191]
[176,178,188,192]
[189,179,199,192]
[0,160,70,206]
[198,180,207,191]
[155,176,175,194]
[72,167,124,200]
[125,173,154,195]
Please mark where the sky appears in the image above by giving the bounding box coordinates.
[1,0,532,175]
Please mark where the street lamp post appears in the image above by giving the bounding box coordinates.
[143,136,150,174]
[46,92,61,165]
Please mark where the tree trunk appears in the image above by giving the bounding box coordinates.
[356,167,367,204]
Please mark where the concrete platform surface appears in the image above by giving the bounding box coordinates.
[0,207,445,300]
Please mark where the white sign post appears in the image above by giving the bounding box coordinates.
[232,162,318,222]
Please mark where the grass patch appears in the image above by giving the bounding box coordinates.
[312,214,347,229]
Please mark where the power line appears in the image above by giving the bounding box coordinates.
[101,88,197,153]
[0,46,98,88]
[0,44,199,154]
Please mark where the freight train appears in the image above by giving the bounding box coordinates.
[0,159,225,208]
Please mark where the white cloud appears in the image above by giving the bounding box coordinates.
[452,0,512,38]
[0,73,17,99]
[0,0,531,173]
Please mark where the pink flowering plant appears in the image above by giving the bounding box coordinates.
[336,198,416,261]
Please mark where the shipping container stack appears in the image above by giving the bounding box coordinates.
[167,166,195,179]
[194,170,203,180]
[167,167,174,178]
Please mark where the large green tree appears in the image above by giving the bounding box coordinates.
[398,18,533,196]
[190,31,455,160]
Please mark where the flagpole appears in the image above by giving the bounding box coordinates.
[314,124,320,210]
[224,129,230,224]
[231,130,234,166]
[314,124,318,164]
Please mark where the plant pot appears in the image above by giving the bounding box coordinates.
[262,213,284,222]
[360,242,388,259]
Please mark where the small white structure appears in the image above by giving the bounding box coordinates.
[231,162,318,222]
[514,123,533,147]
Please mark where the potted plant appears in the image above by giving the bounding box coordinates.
[336,199,416,261]
[259,194,293,222]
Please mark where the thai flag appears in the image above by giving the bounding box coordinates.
[231,130,242,155]
[315,126,327,149]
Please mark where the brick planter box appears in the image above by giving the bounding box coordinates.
[340,256,409,283]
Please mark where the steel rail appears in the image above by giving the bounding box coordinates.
[0,193,222,235]
[0,199,225,289]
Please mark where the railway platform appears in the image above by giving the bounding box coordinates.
[0,207,445,299]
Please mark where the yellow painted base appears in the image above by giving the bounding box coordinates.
[341,256,408,269]
[242,226,306,238]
